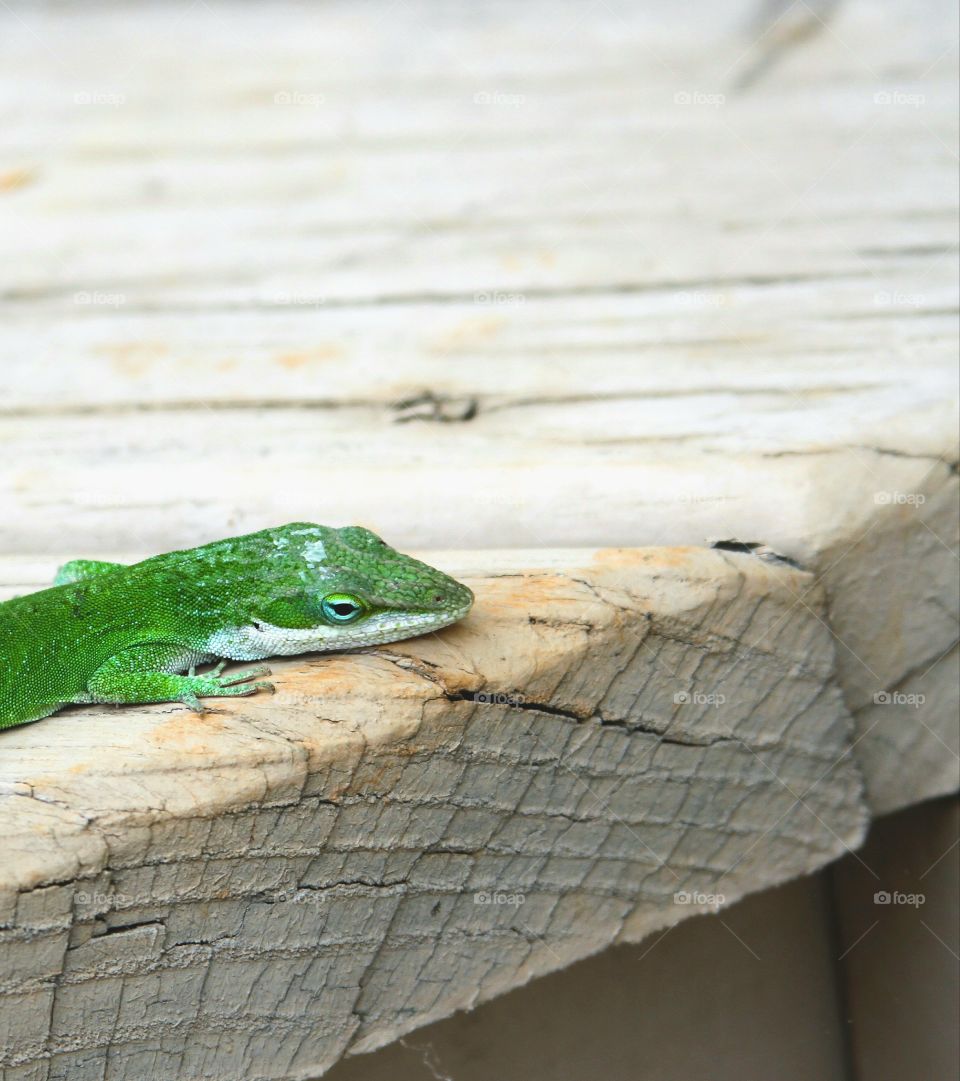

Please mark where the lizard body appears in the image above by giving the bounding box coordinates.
[0,523,473,730]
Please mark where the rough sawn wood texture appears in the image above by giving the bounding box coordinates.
[2,548,870,1080]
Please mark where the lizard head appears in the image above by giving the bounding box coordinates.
[221,523,474,658]
[308,525,474,644]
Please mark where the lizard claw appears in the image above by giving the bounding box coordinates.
[234,680,275,696]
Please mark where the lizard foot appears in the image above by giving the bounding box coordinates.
[180,668,274,711]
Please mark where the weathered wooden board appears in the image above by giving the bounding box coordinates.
[1,1,956,565]
[0,0,957,1076]
[1,547,873,1079]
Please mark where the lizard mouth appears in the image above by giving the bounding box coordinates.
[359,601,473,646]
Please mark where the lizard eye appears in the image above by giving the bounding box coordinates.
[320,593,366,624]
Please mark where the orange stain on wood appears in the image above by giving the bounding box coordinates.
[275,346,343,370]
[0,167,36,192]
[100,343,169,378]
[469,573,575,613]
[428,317,503,353]
[149,710,228,751]
[591,547,701,570]
[500,250,555,270]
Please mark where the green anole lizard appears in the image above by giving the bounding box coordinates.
[0,523,474,731]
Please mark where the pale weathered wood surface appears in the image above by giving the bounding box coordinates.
[0,0,957,1077]
[1,0,956,557]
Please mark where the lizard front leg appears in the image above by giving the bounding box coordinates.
[85,643,273,712]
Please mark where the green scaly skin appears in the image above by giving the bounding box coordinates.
[0,523,474,731]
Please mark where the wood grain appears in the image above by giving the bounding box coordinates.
[0,0,956,1076]
[1,547,872,1078]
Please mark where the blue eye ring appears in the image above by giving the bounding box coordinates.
[320,593,366,624]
